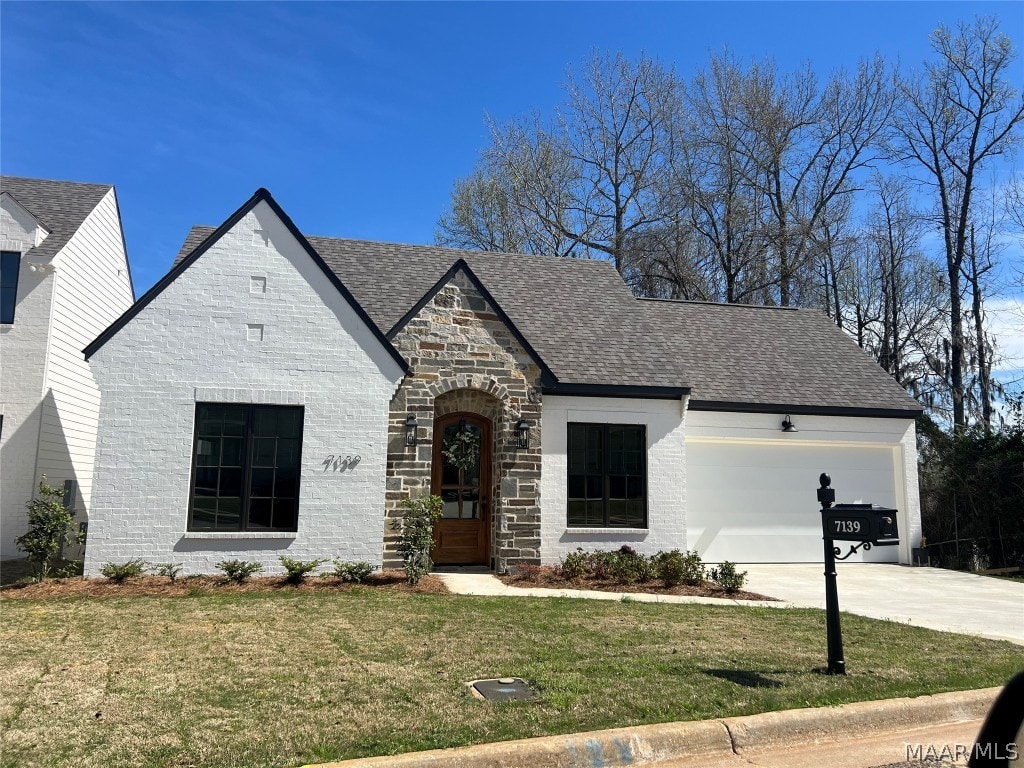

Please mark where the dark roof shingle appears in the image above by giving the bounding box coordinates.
[1,176,112,261]
[174,226,920,414]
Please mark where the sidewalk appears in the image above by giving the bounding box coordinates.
[435,572,787,608]
[305,687,997,768]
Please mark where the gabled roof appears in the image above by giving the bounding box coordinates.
[387,258,558,387]
[0,176,123,264]
[84,189,408,373]
[172,222,922,416]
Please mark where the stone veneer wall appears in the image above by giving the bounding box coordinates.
[384,271,543,572]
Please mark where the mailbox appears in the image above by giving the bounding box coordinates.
[822,503,898,545]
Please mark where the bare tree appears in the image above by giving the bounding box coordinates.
[437,52,684,276]
[728,54,894,306]
[889,16,1024,428]
[675,53,770,303]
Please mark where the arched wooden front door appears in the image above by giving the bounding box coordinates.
[431,412,491,565]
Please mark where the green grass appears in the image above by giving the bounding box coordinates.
[1,590,1020,768]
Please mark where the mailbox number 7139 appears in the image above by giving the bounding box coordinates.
[833,519,862,534]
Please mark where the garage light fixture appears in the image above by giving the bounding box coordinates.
[781,415,799,433]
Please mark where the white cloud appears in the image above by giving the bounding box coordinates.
[988,296,1024,374]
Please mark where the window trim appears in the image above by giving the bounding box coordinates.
[566,422,648,529]
[1,250,22,325]
[186,403,304,533]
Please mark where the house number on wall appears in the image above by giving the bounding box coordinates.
[322,455,361,473]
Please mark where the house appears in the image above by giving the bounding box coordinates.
[81,188,922,576]
[0,176,135,560]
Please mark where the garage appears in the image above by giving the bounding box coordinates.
[684,411,917,564]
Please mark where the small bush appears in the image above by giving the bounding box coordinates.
[16,476,84,581]
[332,560,374,583]
[587,550,615,580]
[279,556,325,584]
[513,563,545,582]
[216,559,263,583]
[152,563,183,582]
[609,546,656,584]
[100,559,147,583]
[559,549,590,579]
[709,561,748,594]
[394,495,443,584]
[655,549,706,588]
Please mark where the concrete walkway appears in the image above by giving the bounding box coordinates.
[739,563,1024,645]
[435,572,784,608]
[437,564,1024,645]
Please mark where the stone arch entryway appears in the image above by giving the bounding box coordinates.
[381,267,544,572]
[431,389,502,565]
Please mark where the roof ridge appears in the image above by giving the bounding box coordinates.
[186,225,619,270]
[638,296,800,311]
[1,174,112,191]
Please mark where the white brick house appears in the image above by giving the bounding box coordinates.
[83,188,923,576]
[0,177,134,560]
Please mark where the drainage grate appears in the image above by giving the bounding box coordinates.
[470,677,536,701]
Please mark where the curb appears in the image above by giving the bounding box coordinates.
[303,687,999,768]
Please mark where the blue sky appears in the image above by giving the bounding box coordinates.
[2,1,1022,303]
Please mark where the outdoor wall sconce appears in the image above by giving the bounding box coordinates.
[405,413,418,447]
[781,415,799,433]
[516,418,531,449]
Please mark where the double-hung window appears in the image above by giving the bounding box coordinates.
[188,404,303,532]
[567,423,646,528]
[1,251,21,324]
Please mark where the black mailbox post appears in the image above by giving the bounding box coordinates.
[818,473,900,675]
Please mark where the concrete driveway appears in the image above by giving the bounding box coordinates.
[740,563,1024,645]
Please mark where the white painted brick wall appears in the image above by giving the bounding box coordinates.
[540,395,687,564]
[0,271,54,557]
[84,201,405,576]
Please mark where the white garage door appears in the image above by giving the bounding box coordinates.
[685,440,900,563]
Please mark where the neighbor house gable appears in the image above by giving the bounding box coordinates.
[83,188,408,374]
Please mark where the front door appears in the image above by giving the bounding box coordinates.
[431,413,491,565]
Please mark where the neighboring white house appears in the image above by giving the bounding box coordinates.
[0,176,134,560]
[82,188,922,576]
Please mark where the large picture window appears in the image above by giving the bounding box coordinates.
[189,404,303,532]
[1,251,21,324]
[567,423,646,528]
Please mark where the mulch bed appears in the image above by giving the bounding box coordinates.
[500,570,777,601]
[0,570,448,600]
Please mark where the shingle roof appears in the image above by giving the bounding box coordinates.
[174,225,921,415]
[1,176,112,261]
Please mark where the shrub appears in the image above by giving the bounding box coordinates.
[216,559,263,583]
[655,549,706,588]
[332,560,374,583]
[710,561,748,594]
[100,559,147,583]
[153,563,183,582]
[513,563,545,582]
[15,476,84,581]
[609,546,656,584]
[279,556,325,584]
[587,550,615,580]
[394,495,443,584]
[559,549,590,580]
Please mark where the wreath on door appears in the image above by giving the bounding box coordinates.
[442,427,481,473]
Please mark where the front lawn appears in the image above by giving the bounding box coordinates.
[1,589,1019,768]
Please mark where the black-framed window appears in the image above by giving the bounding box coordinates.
[1,251,21,324]
[567,423,646,528]
[189,404,303,532]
